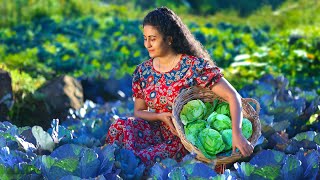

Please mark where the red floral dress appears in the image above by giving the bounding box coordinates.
[106,54,223,167]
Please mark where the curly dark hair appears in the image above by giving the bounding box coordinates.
[143,7,213,62]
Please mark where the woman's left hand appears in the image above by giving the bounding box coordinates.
[232,132,254,157]
[157,112,178,136]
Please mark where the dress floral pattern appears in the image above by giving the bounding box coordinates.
[106,54,223,167]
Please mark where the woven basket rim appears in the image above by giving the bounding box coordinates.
[172,86,261,165]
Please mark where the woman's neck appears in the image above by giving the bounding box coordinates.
[156,52,177,65]
[153,53,181,73]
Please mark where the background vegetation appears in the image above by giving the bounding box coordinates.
[0,0,319,115]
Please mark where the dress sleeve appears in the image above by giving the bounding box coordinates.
[193,58,223,89]
[132,65,144,99]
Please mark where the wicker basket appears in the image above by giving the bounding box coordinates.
[172,86,261,165]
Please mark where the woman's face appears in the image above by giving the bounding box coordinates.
[143,25,171,58]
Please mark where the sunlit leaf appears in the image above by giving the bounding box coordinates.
[31,126,55,152]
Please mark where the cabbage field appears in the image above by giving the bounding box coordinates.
[0,0,319,179]
[1,73,319,179]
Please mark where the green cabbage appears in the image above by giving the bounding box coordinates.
[181,99,253,157]
[184,120,207,145]
[215,102,230,117]
[242,118,253,139]
[195,136,216,159]
[211,114,232,131]
[180,99,207,125]
[199,128,225,156]
[221,129,232,150]
[206,111,218,125]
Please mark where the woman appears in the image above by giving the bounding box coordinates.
[106,7,254,172]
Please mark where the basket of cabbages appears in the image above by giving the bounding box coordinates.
[172,86,261,165]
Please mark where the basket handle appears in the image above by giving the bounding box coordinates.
[243,98,260,115]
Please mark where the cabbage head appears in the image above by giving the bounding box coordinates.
[184,120,207,145]
[180,99,207,125]
[211,114,232,131]
[221,129,232,150]
[215,102,230,117]
[199,128,225,156]
[242,118,253,139]
[206,111,217,125]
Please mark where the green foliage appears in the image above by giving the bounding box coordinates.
[1,48,52,78]
[179,0,320,33]
[1,14,146,78]
[0,0,135,28]
[40,155,79,175]
[214,102,230,116]
[0,164,40,180]
[0,64,45,125]
[0,1,318,94]
[186,0,284,16]
[0,64,45,96]
[223,28,320,92]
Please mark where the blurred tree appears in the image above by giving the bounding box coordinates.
[185,0,286,16]
[134,0,189,9]
[134,0,156,9]
[48,0,288,17]
[102,0,189,10]
[187,0,220,15]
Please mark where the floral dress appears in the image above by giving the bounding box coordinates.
[106,54,223,167]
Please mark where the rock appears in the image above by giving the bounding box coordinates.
[38,75,84,112]
[81,74,132,104]
[289,33,304,45]
[38,75,83,128]
[0,69,13,121]
[269,132,290,151]
[11,75,83,130]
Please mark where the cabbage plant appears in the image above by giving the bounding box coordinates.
[206,112,218,125]
[242,118,253,139]
[210,114,232,131]
[184,120,207,145]
[221,129,232,150]
[220,121,252,152]
[180,100,207,125]
[198,128,225,156]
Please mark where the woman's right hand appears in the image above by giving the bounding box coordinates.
[157,112,178,136]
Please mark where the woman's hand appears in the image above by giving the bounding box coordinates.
[232,131,254,157]
[157,112,178,136]
[211,78,254,157]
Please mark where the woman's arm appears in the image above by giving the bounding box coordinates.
[134,98,178,135]
[211,77,254,157]
[133,98,159,121]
